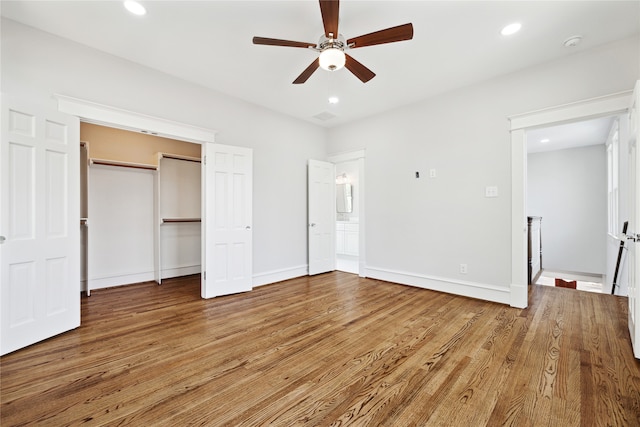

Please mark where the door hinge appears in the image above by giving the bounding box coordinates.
[203,271,206,280]
[203,155,206,165]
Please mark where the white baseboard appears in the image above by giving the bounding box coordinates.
[161,265,201,280]
[253,265,308,287]
[365,266,512,306]
[88,271,156,290]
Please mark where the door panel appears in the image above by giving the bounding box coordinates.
[1,95,80,355]
[308,159,335,275]
[628,81,640,358]
[202,143,252,298]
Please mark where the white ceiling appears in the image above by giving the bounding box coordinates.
[1,1,639,129]
[527,115,616,154]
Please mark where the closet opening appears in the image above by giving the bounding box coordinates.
[80,123,202,296]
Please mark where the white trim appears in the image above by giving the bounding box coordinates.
[161,265,201,280]
[328,149,366,163]
[509,90,632,309]
[89,271,156,291]
[510,128,528,308]
[509,90,632,130]
[365,266,511,306]
[55,94,217,144]
[253,265,308,287]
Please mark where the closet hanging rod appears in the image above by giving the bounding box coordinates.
[162,218,202,223]
[159,153,201,163]
[90,158,158,171]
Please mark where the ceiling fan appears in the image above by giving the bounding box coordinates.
[252,0,414,84]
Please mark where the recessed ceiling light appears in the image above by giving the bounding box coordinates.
[328,96,339,104]
[501,22,522,36]
[124,0,146,16]
[540,138,550,143]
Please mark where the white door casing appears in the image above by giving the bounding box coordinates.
[627,81,640,359]
[308,159,335,275]
[1,95,80,355]
[509,90,632,309]
[202,143,253,298]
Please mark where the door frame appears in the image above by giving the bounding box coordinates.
[328,150,366,277]
[508,90,632,308]
[55,94,219,298]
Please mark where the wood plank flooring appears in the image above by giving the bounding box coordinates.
[1,272,639,426]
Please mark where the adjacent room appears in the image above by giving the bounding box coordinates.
[1,1,639,425]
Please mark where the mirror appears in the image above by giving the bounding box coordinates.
[336,183,352,213]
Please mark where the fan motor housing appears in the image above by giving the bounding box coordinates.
[318,34,346,51]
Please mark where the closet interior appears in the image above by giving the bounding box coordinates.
[79,123,201,295]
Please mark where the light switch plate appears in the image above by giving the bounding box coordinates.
[429,169,437,178]
[485,186,498,198]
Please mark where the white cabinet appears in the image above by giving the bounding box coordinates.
[336,222,359,256]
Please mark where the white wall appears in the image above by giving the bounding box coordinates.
[1,18,327,285]
[527,145,607,275]
[327,36,639,304]
[89,165,156,288]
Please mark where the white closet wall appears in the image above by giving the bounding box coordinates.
[88,164,156,289]
[158,155,201,280]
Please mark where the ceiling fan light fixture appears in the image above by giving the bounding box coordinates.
[319,48,346,71]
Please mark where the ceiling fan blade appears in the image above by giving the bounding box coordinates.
[344,54,375,83]
[293,58,320,84]
[347,23,414,49]
[319,0,340,38]
[253,37,316,49]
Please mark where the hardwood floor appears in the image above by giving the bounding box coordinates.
[1,272,639,426]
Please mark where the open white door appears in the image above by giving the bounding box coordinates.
[308,159,335,275]
[201,143,252,298]
[1,95,80,355]
[627,81,640,359]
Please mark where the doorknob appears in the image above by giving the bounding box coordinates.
[0,236,5,244]
[245,226,251,230]
[309,223,316,227]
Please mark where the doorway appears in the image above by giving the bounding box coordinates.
[525,115,622,294]
[509,90,632,308]
[335,160,359,274]
[329,150,366,277]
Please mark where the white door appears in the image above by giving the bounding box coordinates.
[308,159,335,275]
[1,95,80,355]
[201,143,252,298]
[627,81,640,359]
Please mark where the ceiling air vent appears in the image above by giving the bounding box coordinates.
[313,111,336,121]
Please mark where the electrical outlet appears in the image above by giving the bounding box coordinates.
[460,264,468,274]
